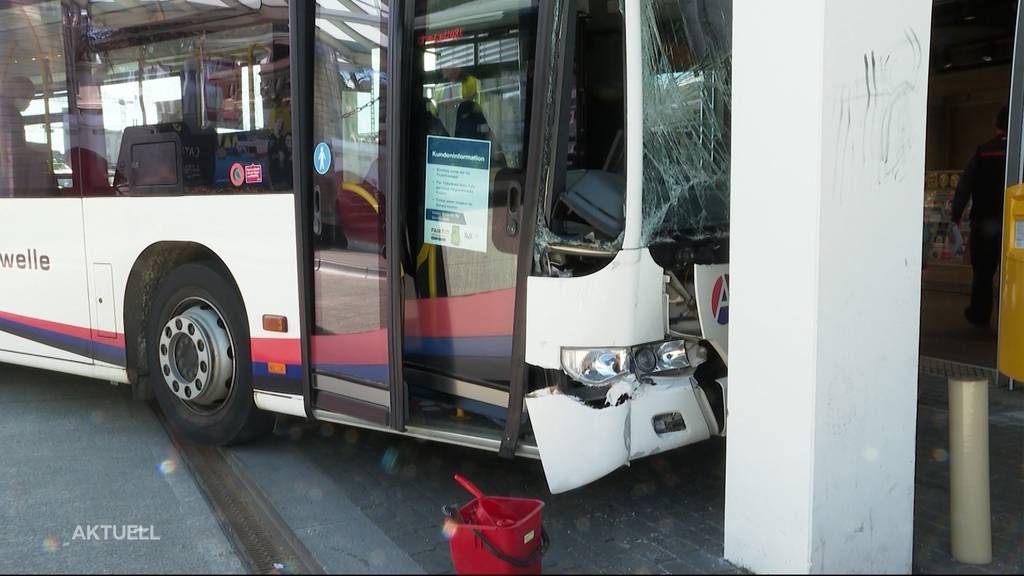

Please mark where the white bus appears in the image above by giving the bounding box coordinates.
[0,0,730,493]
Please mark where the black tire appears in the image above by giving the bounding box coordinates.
[148,262,273,445]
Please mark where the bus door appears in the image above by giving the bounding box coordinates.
[400,0,541,423]
[304,0,541,431]
[308,2,394,426]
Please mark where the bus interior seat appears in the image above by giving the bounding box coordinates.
[72,146,113,196]
[559,168,626,238]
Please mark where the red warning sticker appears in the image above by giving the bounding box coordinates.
[244,163,263,185]
[229,163,245,187]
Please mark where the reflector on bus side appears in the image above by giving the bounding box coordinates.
[262,315,288,333]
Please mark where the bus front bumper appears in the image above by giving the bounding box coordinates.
[525,374,720,494]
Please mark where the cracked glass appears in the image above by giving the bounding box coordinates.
[641,0,731,244]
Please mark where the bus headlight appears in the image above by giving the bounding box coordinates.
[656,340,693,371]
[560,341,707,386]
[560,348,631,386]
[634,339,706,376]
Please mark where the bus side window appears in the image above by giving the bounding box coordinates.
[0,48,72,198]
[72,1,291,197]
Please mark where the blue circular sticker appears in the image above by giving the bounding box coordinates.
[314,142,332,175]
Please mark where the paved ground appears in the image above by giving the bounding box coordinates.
[237,374,1022,575]
[0,364,740,574]
[232,420,738,575]
[0,365,242,574]
[1,346,1021,574]
[227,441,424,574]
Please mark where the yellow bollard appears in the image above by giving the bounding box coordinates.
[948,377,992,565]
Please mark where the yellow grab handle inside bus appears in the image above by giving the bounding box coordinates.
[341,181,379,214]
[342,181,440,296]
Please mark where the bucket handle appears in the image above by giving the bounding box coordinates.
[471,527,550,568]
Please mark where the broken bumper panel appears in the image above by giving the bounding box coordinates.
[525,375,713,494]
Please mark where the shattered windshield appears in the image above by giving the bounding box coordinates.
[641,0,731,244]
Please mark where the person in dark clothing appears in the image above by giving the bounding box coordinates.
[0,76,57,197]
[0,76,35,197]
[423,96,449,138]
[952,106,1009,326]
[448,73,506,167]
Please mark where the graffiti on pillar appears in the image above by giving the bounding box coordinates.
[833,28,926,198]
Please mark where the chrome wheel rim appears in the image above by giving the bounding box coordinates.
[158,298,235,414]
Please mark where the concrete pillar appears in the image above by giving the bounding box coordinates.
[725,1,932,573]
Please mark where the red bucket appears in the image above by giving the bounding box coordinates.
[445,476,547,575]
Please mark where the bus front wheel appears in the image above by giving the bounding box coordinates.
[147,262,273,445]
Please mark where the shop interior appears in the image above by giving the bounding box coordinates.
[920,0,1018,369]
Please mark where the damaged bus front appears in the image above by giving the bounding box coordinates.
[520,0,731,493]
[0,0,732,496]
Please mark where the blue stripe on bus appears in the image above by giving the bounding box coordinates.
[0,316,126,366]
[403,335,512,358]
[252,362,303,380]
[314,364,389,384]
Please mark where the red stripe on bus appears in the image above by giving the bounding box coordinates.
[312,330,389,365]
[405,288,514,338]
[250,337,302,365]
[248,288,516,367]
[0,311,126,347]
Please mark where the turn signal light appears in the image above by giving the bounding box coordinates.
[262,315,288,333]
[267,362,287,375]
